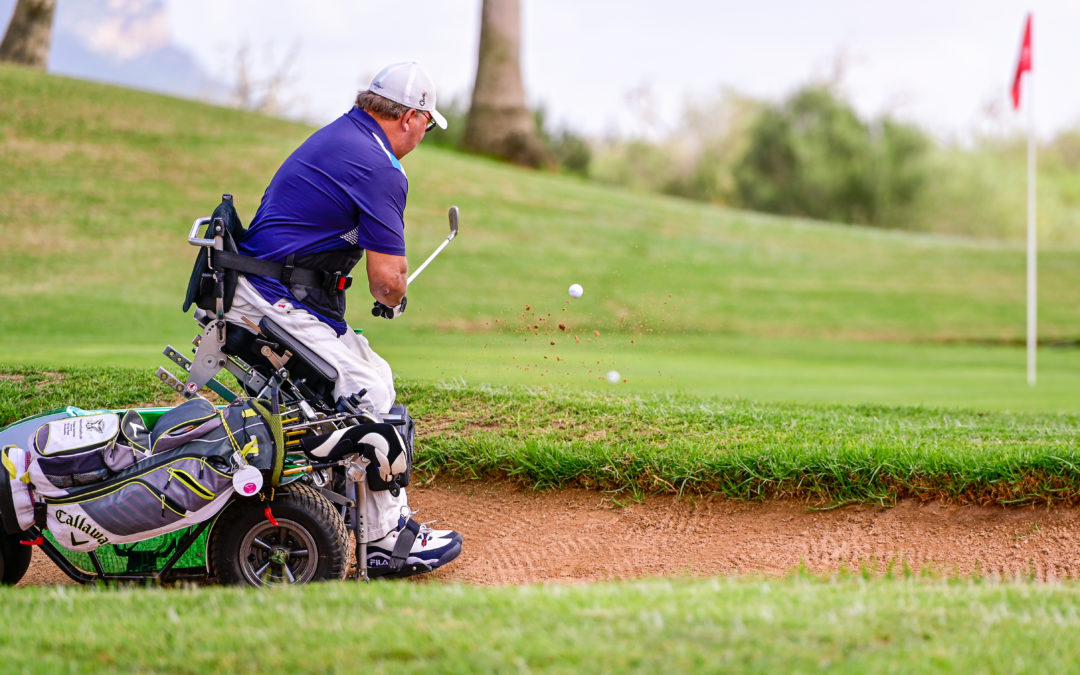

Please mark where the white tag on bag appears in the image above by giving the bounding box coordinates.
[232,465,263,496]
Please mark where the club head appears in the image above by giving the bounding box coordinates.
[448,205,459,239]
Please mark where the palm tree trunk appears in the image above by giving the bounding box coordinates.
[0,0,56,69]
[463,0,552,168]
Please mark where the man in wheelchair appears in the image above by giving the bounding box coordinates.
[180,62,460,579]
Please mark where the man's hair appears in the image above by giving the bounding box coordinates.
[354,90,411,119]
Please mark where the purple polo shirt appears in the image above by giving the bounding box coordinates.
[239,108,408,334]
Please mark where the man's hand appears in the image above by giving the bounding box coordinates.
[372,296,407,319]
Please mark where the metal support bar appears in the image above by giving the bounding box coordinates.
[33,531,98,584]
[345,459,369,582]
[31,524,213,586]
[221,359,268,396]
[153,520,213,581]
[88,550,106,576]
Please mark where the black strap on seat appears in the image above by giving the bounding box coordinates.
[213,251,351,293]
[388,519,420,572]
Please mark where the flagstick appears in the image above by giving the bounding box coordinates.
[1026,65,1037,386]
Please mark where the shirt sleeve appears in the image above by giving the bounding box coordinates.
[353,166,408,256]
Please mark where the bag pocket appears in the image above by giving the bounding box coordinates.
[45,456,235,551]
[150,398,222,455]
[34,413,120,456]
[29,413,120,491]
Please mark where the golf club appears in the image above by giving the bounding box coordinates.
[407,205,459,286]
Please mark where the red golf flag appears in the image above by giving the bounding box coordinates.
[1012,13,1032,109]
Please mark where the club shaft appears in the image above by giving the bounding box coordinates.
[407,235,453,286]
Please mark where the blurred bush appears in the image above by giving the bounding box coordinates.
[733,85,929,228]
[587,90,758,205]
[453,81,1080,244]
[423,96,469,151]
[534,105,592,177]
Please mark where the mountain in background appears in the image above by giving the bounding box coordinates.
[0,0,229,104]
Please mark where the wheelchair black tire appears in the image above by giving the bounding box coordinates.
[0,531,31,585]
[208,484,348,586]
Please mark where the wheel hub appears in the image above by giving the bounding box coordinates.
[237,518,319,586]
[269,547,290,566]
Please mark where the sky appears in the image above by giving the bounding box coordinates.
[2,1,1074,142]
[155,0,1079,143]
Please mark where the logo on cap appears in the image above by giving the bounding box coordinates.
[419,93,427,106]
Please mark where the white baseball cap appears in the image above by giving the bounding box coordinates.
[368,62,448,130]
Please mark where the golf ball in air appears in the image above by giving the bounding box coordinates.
[606,370,621,384]
[568,283,584,298]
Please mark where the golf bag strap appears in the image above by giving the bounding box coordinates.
[389,518,421,571]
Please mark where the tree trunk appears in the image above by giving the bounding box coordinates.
[0,0,56,68]
[463,0,553,168]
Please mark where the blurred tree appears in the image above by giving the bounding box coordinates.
[0,0,55,68]
[534,105,591,176]
[734,85,928,227]
[661,91,760,204]
[230,41,298,115]
[463,0,553,168]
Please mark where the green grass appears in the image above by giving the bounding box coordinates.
[380,331,1080,413]
[2,63,1080,418]
[3,64,1080,506]
[4,61,1080,674]
[8,331,1080,413]
[3,576,1080,673]
[5,368,1080,507]
[404,381,1080,507]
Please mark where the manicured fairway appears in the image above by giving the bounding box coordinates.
[7,330,1078,413]
[4,63,1080,674]
[4,577,1080,673]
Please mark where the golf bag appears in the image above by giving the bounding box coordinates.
[0,397,282,552]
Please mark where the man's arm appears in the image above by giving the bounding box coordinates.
[366,249,408,307]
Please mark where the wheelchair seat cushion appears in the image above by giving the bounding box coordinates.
[257,316,338,383]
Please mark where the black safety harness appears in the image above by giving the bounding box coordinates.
[183,194,355,317]
[212,250,354,296]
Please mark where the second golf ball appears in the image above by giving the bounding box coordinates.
[568,283,584,298]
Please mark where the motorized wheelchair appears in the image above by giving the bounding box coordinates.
[0,197,426,587]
